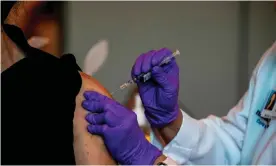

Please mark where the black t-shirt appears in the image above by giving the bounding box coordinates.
[1,24,82,165]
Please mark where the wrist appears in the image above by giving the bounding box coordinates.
[149,105,180,129]
[154,156,178,165]
[128,139,162,165]
[153,155,167,165]
[144,143,163,165]
[156,109,183,144]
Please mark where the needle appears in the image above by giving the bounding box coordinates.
[111,50,180,96]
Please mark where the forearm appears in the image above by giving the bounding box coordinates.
[153,110,183,145]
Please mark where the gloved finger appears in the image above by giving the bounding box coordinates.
[83,91,108,101]
[82,100,104,113]
[151,48,173,67]
[85,113,105,125]
[152,66,178,93]
[142,50,155,73]
[87,124,108,135]
[151,66,170,89]
[131,53,145,78]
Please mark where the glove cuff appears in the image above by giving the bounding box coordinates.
[149,104,180,128]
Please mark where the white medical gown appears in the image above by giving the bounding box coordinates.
[151,41,276,165]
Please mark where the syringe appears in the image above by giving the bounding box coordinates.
[111,50,180,95]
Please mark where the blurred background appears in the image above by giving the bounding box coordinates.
[2,1,276,119]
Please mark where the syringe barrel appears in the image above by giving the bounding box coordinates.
[116,50,180,93]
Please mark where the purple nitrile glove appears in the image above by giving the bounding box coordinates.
[82,91,162,165]
[131,48,180,128]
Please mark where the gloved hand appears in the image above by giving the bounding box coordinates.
[131,48,180,128]
[82,91,162,165]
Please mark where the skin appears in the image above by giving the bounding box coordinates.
[2,1,62,69]
[154,111,183,145]
[1,29,117,164]
[31,17,61,56]
[1,30,116,165]
[77,73,167,165]
[4,1,44,30]
[27,3,63,57]
[126,88,183,147]
[1,27,172,165]
[73,72,116,165]
[1,27,178,166]
[1,1,43,71]
[154,155,167,165]
[2,2,177,163]
[2,2,115,164]
[1,28,21,71]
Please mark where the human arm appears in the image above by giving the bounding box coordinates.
[82,91,173,165]
[130,48,184,146]
[150,42,276,164]
[73,72,116,164]
[149,78,254,164]
[151,110,183,146]
[130,47,255,164]
[1,23,116,165]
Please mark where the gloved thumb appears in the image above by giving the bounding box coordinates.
[151,66,169,88]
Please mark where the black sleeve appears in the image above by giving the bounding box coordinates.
[1,24,82,165]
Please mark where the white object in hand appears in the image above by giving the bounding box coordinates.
[133,94,149,128]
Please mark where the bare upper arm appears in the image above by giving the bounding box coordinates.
[73,72,116,165]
